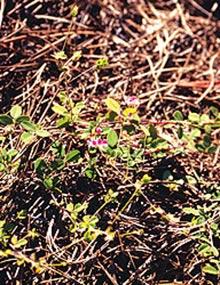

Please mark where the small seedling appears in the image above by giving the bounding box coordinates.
[53,51,67,60]
[96,57,109,69]
[71,5,79,17]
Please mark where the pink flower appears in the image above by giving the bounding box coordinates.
[97,138,108,147]
[132,141,139,148]
[95,127,102,135]
[87,139,97,148]
[87,138,108,148]
[125,96,139,106]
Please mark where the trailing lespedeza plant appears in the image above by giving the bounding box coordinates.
[0,90,219,276]
[0,37,220,282]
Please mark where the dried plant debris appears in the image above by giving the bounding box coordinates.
[0,1,220,284]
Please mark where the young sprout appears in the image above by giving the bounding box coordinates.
[72,50,82,61]
[104,189,118,203]
[96,57,109,69]
[53,51,67,61]
[71,5,79,17]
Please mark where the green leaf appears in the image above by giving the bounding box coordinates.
[34,158,46,174]
[16,116,30,123]
[51,141,66,157]
[83,230,94,242]
[52,104,68,116]
[188,112,200,123]
[11,235,28,248]
[200,114,209,124]
[203,134,211,148]
[96,57,109,69]
[65,149,80,162]
[7,149,18,157]
[21,132,35,144]
[105,98,120,115]
[149,124,157,139]
[198,243,212,256]
[0,249,12,257]
[140,125,150,136]
[0,148,7,159]
[198,243,218,257]
[107,111,118,122]
[43,177,53,189]
[66,203,74,212]
[81,215,99,228]
[11,235,18,245]
[51,159,65,171]
[190,128,201,139]
[141,174,152,184]
[173,110,183,121]
[36,129,51,138]
[21,121,37,131]
[56,116,70,127]
[75,202,88,213]
[186,175,197,185]
[16,258,25,266]
[10,105,22,119]
[202,263,219,275]
[107,130,118,148]
[53,51,67,60]
[0,115,13,125]
[177,127,183,139]
[34,159,42,171]
[212,246,219,257]
[7,149,18,162]
[27,228,39,239]
[14,238,28,249]
[72,50,82,61]
[207,145,217,153]
[183,207,200,216]
[210,106,219,118]
[90,216,99,227]
[104,189,118,203]
[0,163,5,172]
[71,5,79,17]
[204,124,212,134]
[16,210,27,220]
[85,168,95,179]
